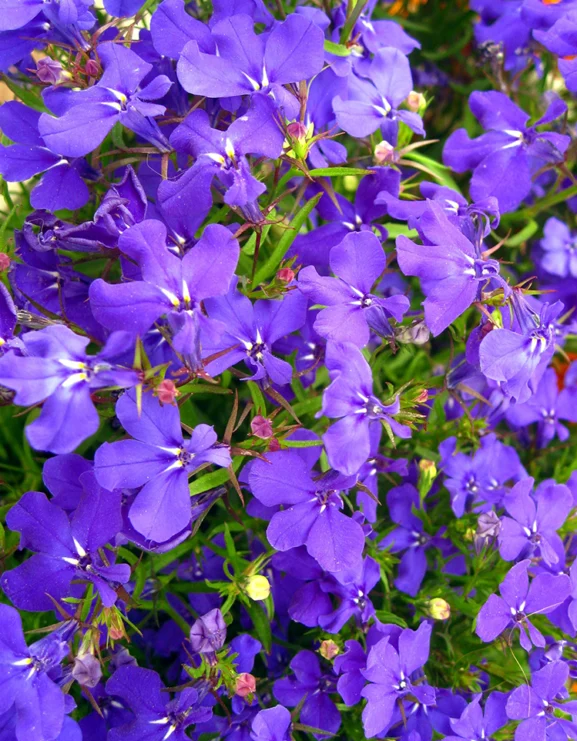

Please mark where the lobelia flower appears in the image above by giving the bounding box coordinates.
[274,650,341,737]
[0,604,73,741]
[498,477,573,566]
[177,13,324,118]
[159,94,284,235]
[333,47,425,143]
[439,434,526,518]
[248,449,364,573]
[0,325,138,453]
[442,692,509,741]
[478,293,564,404]
[319,556,380,633]
[549,560,577,636]
[189,608,227,657]
[506,661,577,741]
[0,101,97,212]
[443,92,570,213]
[1,474,130,612]
[334,639,367,707]
[537,217,577,278]
[0,281,20,356]
[251,705,292,741]
[361,622,435,738]
[534,11,577,93]
[320,341,411,476]
[396,200,509,336]
[0,0,94,33]
[475,559,571,651]
[90,220,239,369]
[105,666,212,741]
[379,483,441,596]
[72,654,102,689]
[38,42,173,158]
[201,277,307,387]
[288,167,400,273]
[94,389,231,543]
[298,231,409,346]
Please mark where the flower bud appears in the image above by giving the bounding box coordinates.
[419,459,436,477]
[287,121,307,140]
[235,672,257,698]
[276,267,295,283]
[374,140,396,164]
[72,653,102,688]
[190,608,227,654]
[406,91,425,112]
[251,415,274,439]
[0,253,10,272]
[268,437,281,452]
[245,574,271,601]
[415,389,429,404]
[157,379,179,404]
[85,59,101,77]
[319,640,340,660]
[36,57,63,85]
[426,598,451,621]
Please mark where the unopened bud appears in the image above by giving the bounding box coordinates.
[419,459,437,477]
[72,653,102,688]
[406,91,425,112]
[235,672,257,698]
[426,598,451,621]
[245,574,271,601]
[190,608,227,654]
[85,59,100,77]
[36,57,63,84]
[319,640,340,660]
[415,389,429,404]
[0,253,10,272]
[374,140,396,164]
[287,121,307,140]
[276,267,295,283]
[251,415,273,439]
[268,438,281,452]
[157,379,179,404]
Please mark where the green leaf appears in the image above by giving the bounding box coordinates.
[189,456,242,495]
[245,600,272,652]
[374,610,408,628]
[324,39,351,57]
[282,439,323,448]
[253,192,323,285]
[2,80,48,112]
[385,223,418,240]
[223,523,238,563]
[308,167,373,178]
[247,381,266,415]
[402,151,461,192]
[502,219,539,247]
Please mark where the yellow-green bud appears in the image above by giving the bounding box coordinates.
[245,575,271,601]
[427,598,451,620]
[319,640,340,660]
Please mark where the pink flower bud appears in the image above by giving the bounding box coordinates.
[268,438,281,452]
[0,253,10,272]
[374,140,396,164]
[406,91,425,112]
[276,268,295,283]
[319,640,340,660]
[85,59,101,77]
[235,672,256,698]
[251,415,273,439]
[415,389,429,404]
[157,379,179,404]
[36,57,63,84]
[287,121,307,141]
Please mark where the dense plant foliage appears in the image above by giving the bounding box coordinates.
[1,0,577,740]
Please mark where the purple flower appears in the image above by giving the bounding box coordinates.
[106,666,212,741]
[0,325,138,453]
[94,389,231,542]
[248,449,364,573]
[189,608,227,655]
[443,92,570,213]
[443,692,509,741]
[0,604,72,741]
[478,294,564,403]
[298,231,409,346]
[333,47,424,142]
[537,217,577,278]
[396,200,508,336]
[506,661,577,741]
[379,484,441,596]
[334,639,367,707]
[159,94,284,234]
[476,560,571,651]
[177,13,324,117]
[319,556,380,633]
[201,278,307,387]
[251,705,292,741]
[39,42,172,157]
[498,477,573,566]
[274,650,341,737]
[361,622,435,738]
[2,475,129,612]
[506,368,577,447]
[90,220,239,369]
[320,341,411,475]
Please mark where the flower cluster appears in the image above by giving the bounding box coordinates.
[0,0,577,740]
